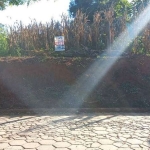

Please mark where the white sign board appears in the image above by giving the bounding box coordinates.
[55,36,65,51]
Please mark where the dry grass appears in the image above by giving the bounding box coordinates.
[5,8,150,56]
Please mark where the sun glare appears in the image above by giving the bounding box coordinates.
[62,3,150,109]
[0,0,70,25]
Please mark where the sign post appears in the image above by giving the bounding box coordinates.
[55,36,65,51]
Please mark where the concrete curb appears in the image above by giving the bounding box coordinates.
[0,108,150,115]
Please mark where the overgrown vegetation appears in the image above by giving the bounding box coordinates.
[0,0,150,57]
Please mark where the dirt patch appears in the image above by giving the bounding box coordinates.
[0,55,150,109]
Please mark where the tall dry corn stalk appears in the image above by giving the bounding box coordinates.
[6,8,148,56]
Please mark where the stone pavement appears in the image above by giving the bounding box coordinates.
[0,112,150,150]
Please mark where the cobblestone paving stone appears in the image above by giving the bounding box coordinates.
[0,113,150,150]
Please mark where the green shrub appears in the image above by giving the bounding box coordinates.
[132,36,146,54]
[0,27,8,56]
[8,46,22,57]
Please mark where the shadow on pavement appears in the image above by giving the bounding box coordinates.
[20,115,116,133]
[0,116,35,126]
[69,115,116,130]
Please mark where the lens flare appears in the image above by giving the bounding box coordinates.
[62,4,150,108]
[1,3,150,113]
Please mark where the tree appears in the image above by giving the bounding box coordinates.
[0,0,26,10]
[131,0,150,14]
[69,0,131,21]
[115,0,132,17]
[0,0,58,10]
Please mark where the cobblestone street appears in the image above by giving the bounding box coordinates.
[0,112,150,150]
